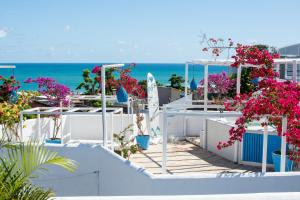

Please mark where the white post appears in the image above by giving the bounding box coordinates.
[37,108,41,140]
[204,64,208,112]
[162,105,168,173]
[110,112,114,149]
[101,66,107,147]
[280,116,287,172]
[275,63,280,81]
[262,118,268,173]
[236,65,241,95]
[20,112,23,142]
[185,62,189,100]
[202,118,207,149]
[121,109,124,132]
[292,60,297,82]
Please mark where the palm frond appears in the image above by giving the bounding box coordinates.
[5,141,77,179]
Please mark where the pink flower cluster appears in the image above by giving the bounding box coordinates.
[218,45,300,161]
[197,72,235,96]
[231,44,280,79]
[25,77,71,106]
[90,63,145,99]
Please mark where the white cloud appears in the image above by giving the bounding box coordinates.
[0,29,8,38]
[118,40,126,45]
[64,25,71,32]
[119,48,124,53]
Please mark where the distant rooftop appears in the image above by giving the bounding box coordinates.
[279,43,300,58]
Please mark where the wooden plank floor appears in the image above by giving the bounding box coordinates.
[130,141,261,175]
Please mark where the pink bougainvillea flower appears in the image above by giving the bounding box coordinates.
[24,78,33,83]
[92,66,101,74]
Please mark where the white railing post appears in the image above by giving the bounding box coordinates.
[162,105,168,174]
[101,65,107,147]
[262,117,268,173]
[37,108,41,140]
[204,64,208,112]
[20,112,23,142]
[280,116,287,172]
[292,60,297,82]
[110,112,114,149]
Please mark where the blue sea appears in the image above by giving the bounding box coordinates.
[0,63,229,91]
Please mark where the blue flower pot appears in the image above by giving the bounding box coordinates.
[116,86,128,103]
[190,78,197,91]
[45,138,62,144]
[136,135,150,150]
[272,151,294,172]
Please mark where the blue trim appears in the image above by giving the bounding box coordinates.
[242,133,281,164]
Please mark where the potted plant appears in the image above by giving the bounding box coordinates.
[113,125,138,159]
[25,77,71,144]
[135,108,150,150]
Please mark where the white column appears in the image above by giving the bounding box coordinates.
[101,66,107,147]
[204,64,208,112]
[110,112,114,149]
[275,63,280,81]
[262,118,268,173]
[185,62,189,100]
[236,65,241,95]
[280,116,287,172]
[292,60,297,82]
[20,112,23,142]
[162,105,168,174]
[37,108,41,140]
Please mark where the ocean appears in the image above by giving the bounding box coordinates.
[0,63,229,91]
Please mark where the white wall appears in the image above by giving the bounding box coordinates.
[17,112,204,142]
[206,119,239,162]
[32,143,300,196]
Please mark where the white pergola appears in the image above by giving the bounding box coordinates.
[101,64,125,147]
[20,107,123,146]
[161,59,297,174]
[184,58,300,106]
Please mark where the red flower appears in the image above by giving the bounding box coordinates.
[92,66,101,74]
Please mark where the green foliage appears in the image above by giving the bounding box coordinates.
[168,74,184,90]
[0,91,36,141]
[229,68,255,95]
[76,68,117,95]
[113,125,138,159]
[0,141,77,199]
[76,69,99,95]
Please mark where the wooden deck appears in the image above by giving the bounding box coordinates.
[130,141,261,175]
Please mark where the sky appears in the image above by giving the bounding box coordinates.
[0,0,299,63]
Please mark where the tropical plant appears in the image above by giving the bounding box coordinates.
[0,91,36,141]
[0,75,20,103]
[218,45,300,163]
[76,63,145,99]
[0,140,77,199]
[197,72,235,103]
[25,77,71,141]
[168,74,184,90]
[113,125,138,159]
